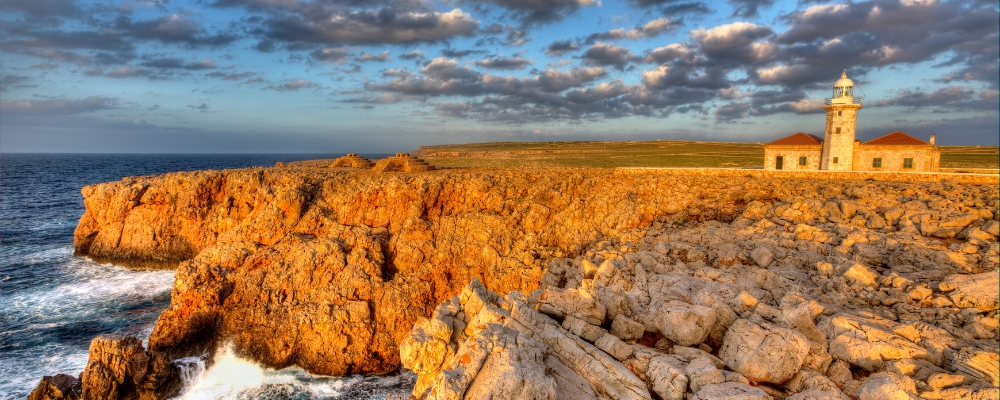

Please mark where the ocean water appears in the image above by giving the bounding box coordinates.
[0,154,411,400]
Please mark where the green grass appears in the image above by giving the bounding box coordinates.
[939,146,1000,169]
[418,141,999,170]
[420,141,765,169]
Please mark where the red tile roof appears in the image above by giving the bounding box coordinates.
[766,132,824,146]
[864,131,931,146]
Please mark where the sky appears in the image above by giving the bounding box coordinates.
[1,0,997,153]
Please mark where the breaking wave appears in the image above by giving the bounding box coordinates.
[175,344,414,400]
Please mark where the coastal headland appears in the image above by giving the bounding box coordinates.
[30,161,999,399]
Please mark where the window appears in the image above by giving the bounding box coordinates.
[836,127,841,133]
[903,158,913,169]
[776,156,783,170]
[799,156,807,166]
[833,157,839,164]
[873,158,882,168]
[838,111,842,116]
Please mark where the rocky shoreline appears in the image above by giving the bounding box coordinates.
[30,165,998,399]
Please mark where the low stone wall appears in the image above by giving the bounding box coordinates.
[616,167,999,185]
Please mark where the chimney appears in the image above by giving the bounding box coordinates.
[929,134,936,145]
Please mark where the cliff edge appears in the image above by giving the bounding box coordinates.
[46,166,998,399]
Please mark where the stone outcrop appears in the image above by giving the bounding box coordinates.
[330,153,374,169]
[61,165,998,398]
[372,153,435,173]
[28,334,179,400]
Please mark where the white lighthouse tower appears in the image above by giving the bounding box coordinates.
[820,70,863,170]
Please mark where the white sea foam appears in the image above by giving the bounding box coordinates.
[175,344,414,400]
[0,247,175,400]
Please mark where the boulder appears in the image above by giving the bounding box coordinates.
[647,355,689,400]
[427,324,556,400]
[686,355,725,393]
[951,347,999,386]
[595,333,634,361]
[610,315,645,341]
[27,375,80,400]
[841,263,879,288]
[751,246,774,268]
[562,315,605,343]
[786,389,850,400]
[655,301,717,346]
[539,287,607,325]
[458,326,557,400]
[939,271,999,311]
[855,372,918,400]
[691,382,771,400]
[819,315,929,371]
[719,319,809,384]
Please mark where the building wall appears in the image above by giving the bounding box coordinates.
[854,146,940,172]
[820,104,862,170]
[764,146,822,170]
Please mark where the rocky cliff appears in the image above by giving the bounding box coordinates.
[71,167,760,374]
[36,166,1000,399]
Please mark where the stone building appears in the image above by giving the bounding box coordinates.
[764,71,941,172]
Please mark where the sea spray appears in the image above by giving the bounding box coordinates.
[175,344,414,400]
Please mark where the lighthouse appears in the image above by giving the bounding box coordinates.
[819,70,863,170]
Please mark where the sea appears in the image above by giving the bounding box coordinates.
[0,154,414,400]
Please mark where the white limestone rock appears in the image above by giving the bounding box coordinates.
[718,318,809,384]
[691,382,771,400]
[855,372,918,400]
[647,355,688,400]
[819,314,930,372]
[654,301,717,346]
[539,287,606,325]
[595,333,634,361]
[939,271,999,312]
[751,246,774,268]
[686,355,725,394]
[610,314,645,341]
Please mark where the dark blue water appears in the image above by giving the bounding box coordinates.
[0,154,411,399]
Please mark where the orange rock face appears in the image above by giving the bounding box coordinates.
[74,168,762,376]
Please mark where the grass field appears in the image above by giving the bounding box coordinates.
[939,146,1000,169]
[418,141,999,170]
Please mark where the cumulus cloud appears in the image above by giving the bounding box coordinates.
[310,47,350,64]
[356,50,392,62]
[0,75,35,92]
[468,0,598,25]
[264,8,479,45]
[268,78,319,91]
[580,42,641,71]
[715,101,750,121]
[0,96,117,115]
[476,55,532,70]
[644,43,696,64]
[546,39,579,56]
[586,18,681,43]
[766,0,999,87]
[205,71,256,81]
[873,86,998,111]
[119,14,239,47]
[399,50,425,60]
[0,0,79,18]
[140,58,217,70]
[691,22,773,62]
[729,0,775,18]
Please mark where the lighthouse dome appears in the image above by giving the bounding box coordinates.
[834,70,854,88]
[831,69,855,100]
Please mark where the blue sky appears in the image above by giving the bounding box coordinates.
[1,0,997,153]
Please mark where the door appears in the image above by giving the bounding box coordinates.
[775,156,783,170]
